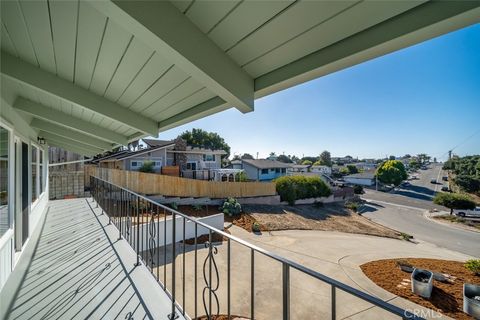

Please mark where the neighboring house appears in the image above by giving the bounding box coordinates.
[310,165,332,176]
[353,162,377,171]
[344,172,376,186]
[241,159,290,181]
[288,164,310,173]
[231,159,243,170]
[91,139,227,179]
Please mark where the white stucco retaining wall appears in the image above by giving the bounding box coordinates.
[131,213,224,250]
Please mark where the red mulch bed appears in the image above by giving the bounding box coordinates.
[361,258,480,320]
[177,205,264,233]
[182,229,231,245]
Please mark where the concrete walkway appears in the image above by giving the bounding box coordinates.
[0,198,184,320]
[153,225,471,320]
[234,227,472,320]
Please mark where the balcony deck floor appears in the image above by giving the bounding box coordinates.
[2,198,184,320]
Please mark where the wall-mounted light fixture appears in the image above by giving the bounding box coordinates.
[37,137,46,145]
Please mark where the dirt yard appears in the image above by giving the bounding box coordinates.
[242,203,401,239]
[361,258,480,320]
[158,203,401,239]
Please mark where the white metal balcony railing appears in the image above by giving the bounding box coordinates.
[90,176,424,320]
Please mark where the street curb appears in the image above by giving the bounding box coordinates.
[423,211,480,234]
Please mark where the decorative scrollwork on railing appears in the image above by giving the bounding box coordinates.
[148,211,156,267]
[126,212,131,239]
[202,241,220,318]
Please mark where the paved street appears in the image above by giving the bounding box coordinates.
[361,164,479,256]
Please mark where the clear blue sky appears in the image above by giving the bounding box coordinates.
[157,24,480,161]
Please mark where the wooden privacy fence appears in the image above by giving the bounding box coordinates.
[85,166,277,198]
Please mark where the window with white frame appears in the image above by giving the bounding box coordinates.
[0,125,10,237]
[32,145,38,203]
[131,161,143,168]
[40,149,44,194]
[154,161,162,167]
[203,154,215,162]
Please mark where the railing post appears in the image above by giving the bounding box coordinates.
[227,238,231,320]
[108,182,111,225]
[331,285,336,320]
[118,188,122,240]
[135,196,140,267]
[169,212,177,320]
[282,263,290,320]
[251,249,254,320]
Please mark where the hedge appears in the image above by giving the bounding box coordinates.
[275,176,331,205]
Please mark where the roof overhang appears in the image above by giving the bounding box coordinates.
[1,0,478,156]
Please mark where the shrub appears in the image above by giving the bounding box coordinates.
[455,175,480,193]
[465,259,480,275]
[220,197,242,217]
[138,161,155,173]
[400,232,413,241]
[235,171,248,182]
[345,202,358,212]
[275,176,331,205]
[252,222,261,232]
[353,185,364,194]
[192,204,204,211]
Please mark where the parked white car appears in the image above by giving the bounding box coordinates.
[454,207,480,218]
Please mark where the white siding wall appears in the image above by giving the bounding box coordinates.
[0,97,49,291]
[243,163,259,181]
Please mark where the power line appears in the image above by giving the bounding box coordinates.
[450,127,480,152]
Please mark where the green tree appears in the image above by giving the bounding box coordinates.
[454,175,480,194]
[178,128,231,158]
[277,154,293,163]
[241,153,254,160]
[346,164,359,174]
[318,150,332,167]
[417,153,430,164]
[301,160,313,165]
[375,160,408,186]
[291,155,300,164]
[138,161,155,173]
[409,159,420,170]
[389,155,396,160]
[433,192,476,215]
[301,156,318,163]
[339,167,349,175]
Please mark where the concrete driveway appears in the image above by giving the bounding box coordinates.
[153,227,472,320]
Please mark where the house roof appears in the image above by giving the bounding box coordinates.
[142,139,175,148]
[242,159,291,169]
[115,144,174,161]
[168,148,227,155]
[291,164,310,169]
[344,172,376,180]
[90,150,130,163]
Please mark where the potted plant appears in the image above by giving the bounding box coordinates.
[463,283,480,318]
[396,259,414,273]
[411,268,433,298]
